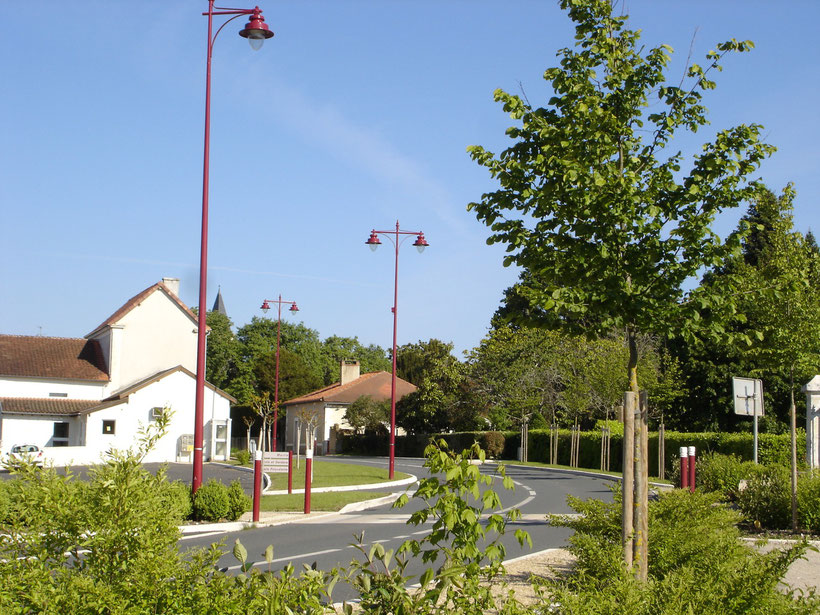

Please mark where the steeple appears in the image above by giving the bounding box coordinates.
[212,286,227,316]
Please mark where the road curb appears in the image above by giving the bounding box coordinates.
[263,473,417,495]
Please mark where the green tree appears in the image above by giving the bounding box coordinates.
[344,395,390,434]
[200,310,240,391]
[254,348,323,404]
[395,339,475,434]
[467,0,772,578]
[319,336,390,385]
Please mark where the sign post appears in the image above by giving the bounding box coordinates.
[733,377,764,463]
[304,448,313,515]
[252,450,262,522]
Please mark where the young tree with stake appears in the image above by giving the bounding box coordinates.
[468,0,773,579]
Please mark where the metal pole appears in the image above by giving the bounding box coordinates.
[192,0,216,494]
[252,450,262,522]
[388,221,399,480]
[688,445,696,493]
[304,448,313,514]
[274,295,282,452]
[680,446,689,489]
[288,449,293,494]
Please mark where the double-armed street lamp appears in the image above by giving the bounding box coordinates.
[192,2,274,493]
[260,296,300,452]
[365,221,429,479]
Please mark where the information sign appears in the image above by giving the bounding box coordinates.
[262,451,290,473]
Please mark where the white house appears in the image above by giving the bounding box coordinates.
[282,360,416,455]
[0,278,234,465]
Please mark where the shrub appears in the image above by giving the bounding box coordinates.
[480,431,505,458]
[737,465,791,530]
[161,480,193,522]
[798,470,820,533]
[193,479,231,522]
[234,449,251,466]
[696,452,761,500]
[226,481,250,522]
[547,486,819,614]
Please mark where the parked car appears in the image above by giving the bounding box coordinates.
[4,444,45,470]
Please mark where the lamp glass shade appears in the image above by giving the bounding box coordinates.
[247,35,265,51]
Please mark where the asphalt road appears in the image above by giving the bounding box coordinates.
[178,455,616,603]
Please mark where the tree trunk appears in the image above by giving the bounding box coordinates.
[790,388,798,532]
[622,391,635,570]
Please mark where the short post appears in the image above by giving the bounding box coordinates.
[304,448,313,515]
[680,447,689,490]
[252,449,263,522]
[688,446,696,493]
[288,450,293,494]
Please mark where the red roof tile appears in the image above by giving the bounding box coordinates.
[0,397,104,416]
[282,371,416,406]
[0,335,109,381]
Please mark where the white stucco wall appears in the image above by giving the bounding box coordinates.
[94,289,198,394]
[0,376,105,400]
[1,370,231,465]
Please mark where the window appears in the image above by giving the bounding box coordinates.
[53,422,69,447]
[102,420,116,435]
[151,407,164,420]
[49,392,68,398]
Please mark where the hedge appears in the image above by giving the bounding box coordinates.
[339,428,802,476]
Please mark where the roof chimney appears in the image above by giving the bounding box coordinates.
[162,277,180,297]
[340,359,360,385]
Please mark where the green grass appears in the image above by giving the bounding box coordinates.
[260,491,390,512]
[266,460,409,490]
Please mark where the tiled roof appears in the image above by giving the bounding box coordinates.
[0,397,105,416]
[282,371,417,406]
[0,335,109,381]
[87,281,201,337]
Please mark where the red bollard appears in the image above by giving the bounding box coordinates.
[252,450,262,522]
[680,447,689,490]
[688,446,696,493]
[288,450,293,495]
[304,448,313,515]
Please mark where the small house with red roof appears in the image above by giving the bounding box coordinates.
[281,359,416,454]
[0,278,234,465]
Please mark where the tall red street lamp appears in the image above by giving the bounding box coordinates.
[192,2,274,494]
[365,221,428,479]
[260,296,300,452]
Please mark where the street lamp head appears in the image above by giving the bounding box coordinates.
[413,232,429,253]
[239,6,274,51]
[366,230,381,251]
[289,303,300,313]
[260,300,271,314]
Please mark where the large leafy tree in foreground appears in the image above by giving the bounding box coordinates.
[467,0,773,578]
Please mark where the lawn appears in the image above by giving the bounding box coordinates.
[265,459,410,490]
[260,491,391,512]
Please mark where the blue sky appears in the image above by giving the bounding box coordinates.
[1,1,818,357]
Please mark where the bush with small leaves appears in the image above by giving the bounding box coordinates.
[226,480,250,521]
[797,470,820,533]
[737,465,791,530]
[193,479,231,522]
[481,430,505,458]
[234,449,251,466]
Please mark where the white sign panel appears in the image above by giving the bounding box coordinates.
[262,451,290,473]
[733,377,764,417]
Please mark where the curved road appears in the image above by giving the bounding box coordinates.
[179,456,615,601]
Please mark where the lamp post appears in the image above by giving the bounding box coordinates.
[365,220,428,479]
[192,2,274,494]
[260,296,300,452]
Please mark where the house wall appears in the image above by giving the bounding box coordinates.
[1,371,231,464]
[96,290,198,394]
[1,414,83,452]
[0,376,105,400]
